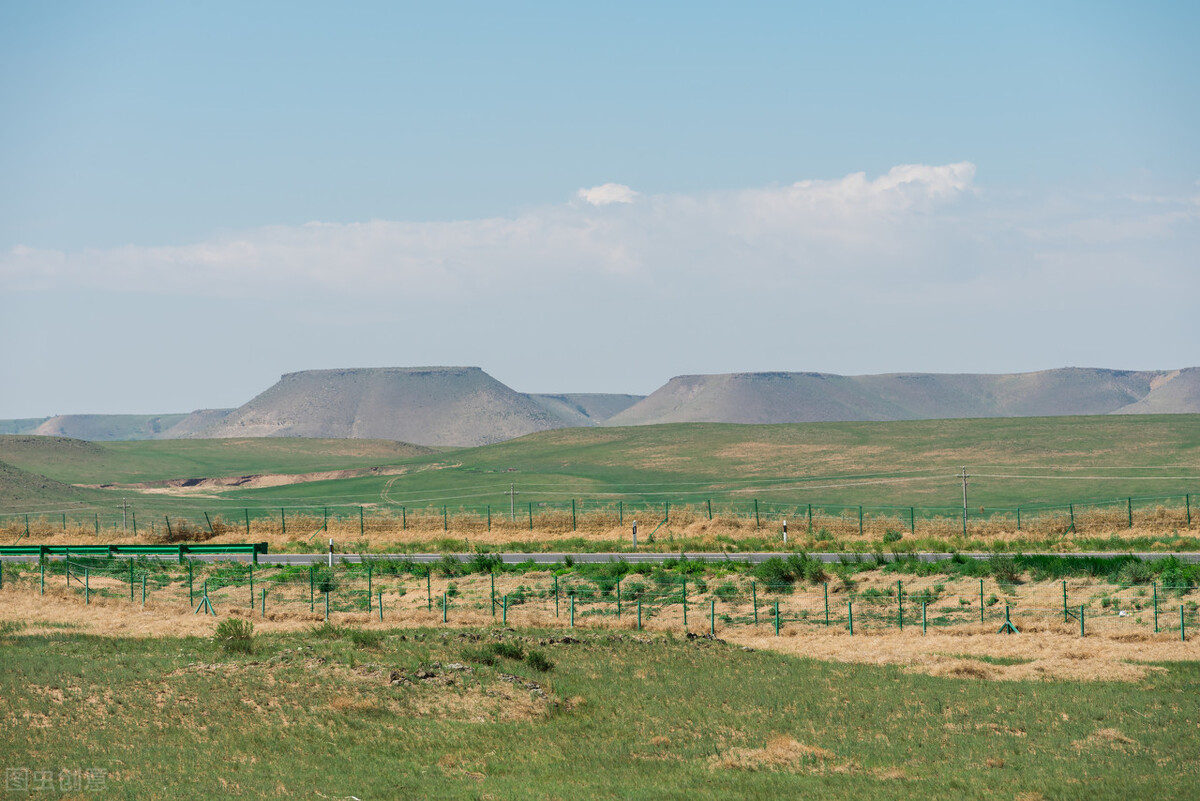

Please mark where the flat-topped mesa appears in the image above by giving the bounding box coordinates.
[605,367,1200,426]
[197,366,575,447]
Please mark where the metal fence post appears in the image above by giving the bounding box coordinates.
[848,601,853,635]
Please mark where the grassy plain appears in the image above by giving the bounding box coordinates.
[1,617,1197,800]
[2,416,1198,550]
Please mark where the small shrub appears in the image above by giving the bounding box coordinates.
[491,641,525,661]
[350,629,384,649]
[883,530,903,544]
[714,581,738,602]
[446,582,459,599]
[987,594,1000,607]
[526,651,554,672]
[460,646,496,666]
[215,618,254,654]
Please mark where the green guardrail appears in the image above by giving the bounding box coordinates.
[0,543,268,563]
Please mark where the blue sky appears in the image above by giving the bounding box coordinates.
[1,1,1197,417]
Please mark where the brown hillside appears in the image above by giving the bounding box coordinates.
[606,367,1197,426]
[194,366,569,447]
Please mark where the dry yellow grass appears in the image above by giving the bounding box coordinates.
[2,575,1196,683]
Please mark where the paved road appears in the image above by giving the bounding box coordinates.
[4,551,1199,564]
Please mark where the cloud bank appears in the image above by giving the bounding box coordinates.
[2,161,1196,341]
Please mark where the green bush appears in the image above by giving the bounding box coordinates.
[883,530,903,544]
[714,581,738,602]
[490,641,525,661]
[215,618,254,655]
[526,651,554,672]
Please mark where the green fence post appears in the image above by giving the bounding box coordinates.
[378,590,383,621]
[897,580,903,631]
[848,600,853,635]
[94,513,99,536]
[325,591,330,622]
[707,499,712,520]
[426,571,432,612]
[487,505,491,531]
[858,506,863,536]
[62,513,67,531]
[249,562,254,608]
[617,577,622,619]
[980,579,984,623]
[129,559,135,602]
[402,507,406,530]
[85,568,90,604]
[774,601,780,636]
[528,502,533,531]
[165,516,173,539]
[570,594,575,628]
[261,588,266,617]
[554,575,559,617]
[752,581,758,625]
[1080,605,1085,637]
[665,500,669,523]
[142,574,147,607]
[807,503,813,534]
[710,599,716,636]
[1181,605,1186,642]
[309,566,314,612]
[1068,504,1075,532]
[909,506,915,534]
[922,601,927,635]
[245,508,251,537]
[619,500,623,524]
[443,505,447,531]
[1063,581,1069,623]
[40,558,45,596]
[367,565,373,612]
[824,582,830,627]
[1127,497,1133,528]
[25,514,29,538]
[754,499,760,529]
[1186,494,1191,527]
[281,508,286,537]
[188,561,194,606]
[503,595,508,626]
[1153,582,1160,632]
[1016,507,1021,531]
[637,600,642,631]
[132,511,136,536]
[571,499,576,531]
[359,506,364,537]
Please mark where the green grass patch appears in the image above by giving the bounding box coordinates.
[0,627,1196,799]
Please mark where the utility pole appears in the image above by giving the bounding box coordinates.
[508,483,518,522]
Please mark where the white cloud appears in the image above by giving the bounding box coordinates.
[2,162,1196,310]
[577,183,639,206]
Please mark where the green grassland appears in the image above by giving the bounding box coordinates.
[1,622,1196,799]
[1,415,1198,526]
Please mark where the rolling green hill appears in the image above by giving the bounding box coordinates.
[1,416,1196,522]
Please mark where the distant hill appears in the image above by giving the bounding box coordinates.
[0,459,88,507]
[528,393,644,426]
[32,413,192,440]
[606,368,1200,426]
[1113,368,1200,414]
[194,367,569,447]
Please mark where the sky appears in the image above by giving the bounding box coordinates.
[1,1,1197,417]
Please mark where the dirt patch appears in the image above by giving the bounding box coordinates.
[1073,727,1139,751]
[725,629,1187,682]
[713,735,836,772]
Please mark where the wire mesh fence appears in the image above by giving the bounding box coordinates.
[1,492,1196,544]
[3,557,1196,640]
